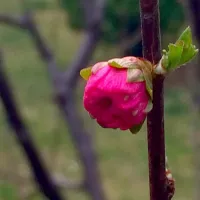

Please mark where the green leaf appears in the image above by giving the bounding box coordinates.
[176,26,192,46]
[176,27,199,66]
[160,26,198,72]
[129,121,145,134]
[80,67,92,80]
[178,44,198,66]
[167,43,183,69]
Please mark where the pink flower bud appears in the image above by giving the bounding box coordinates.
[82,57,151,131]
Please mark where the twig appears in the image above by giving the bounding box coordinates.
[139,1,167,200]
[0,52,64,200]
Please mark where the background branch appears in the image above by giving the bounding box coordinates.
[0,51,64,200]
[139,0,167,200]
[58,1,107,199]
[0,0,107,200]
[0,169,84,190]
[0,14,26,28]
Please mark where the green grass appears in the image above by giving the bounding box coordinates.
[0,1,196,200]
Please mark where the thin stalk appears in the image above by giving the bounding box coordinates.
[139,1,167,200]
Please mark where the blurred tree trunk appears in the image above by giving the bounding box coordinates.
[182,1,200,200]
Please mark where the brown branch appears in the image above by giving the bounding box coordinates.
[139,1,167,200]
[0,51,64,200]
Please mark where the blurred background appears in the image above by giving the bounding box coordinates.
[0,0,200,199]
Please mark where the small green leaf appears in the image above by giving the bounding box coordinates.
[127,68,144,82]
[176,26,192,46]
[158,26,198,73]
[80,67,92,80]
[167,43,183,69]
[176,27,198,66]
[129,121,145,134]
[178,45,198,66]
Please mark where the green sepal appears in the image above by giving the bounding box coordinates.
[130,100,152,134]
[127,68,144,82]
[141,67,153,99]
[136,59,153,99]
[160,26,198,72]
[108,58,139,69]
[129,120,145,134]
[80,67,92,80]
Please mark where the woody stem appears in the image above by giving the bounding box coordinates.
[139,0,167,200]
